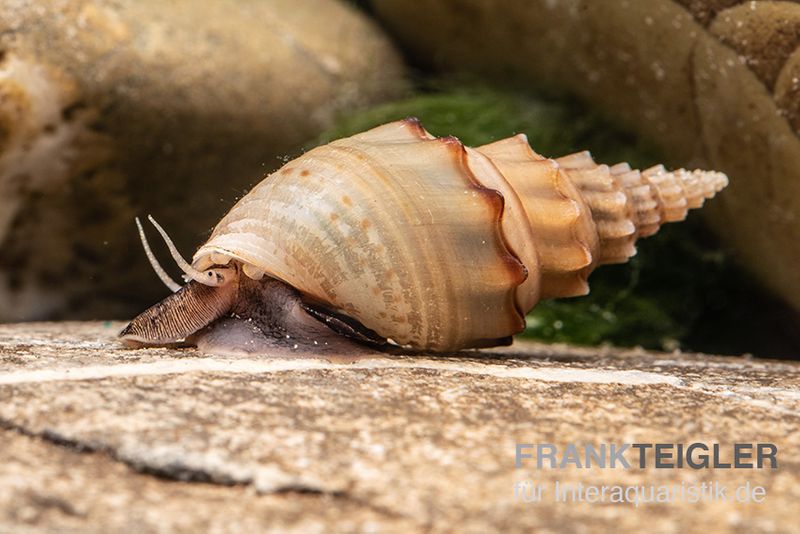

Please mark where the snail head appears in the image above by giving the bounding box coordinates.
[120,215,239,346]
[135,215,237,292]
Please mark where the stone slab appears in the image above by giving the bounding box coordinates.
[0,322,798,532]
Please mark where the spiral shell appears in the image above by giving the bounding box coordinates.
[192,118,727,351]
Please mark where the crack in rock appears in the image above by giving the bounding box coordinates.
[0,418,345,497]
[2,421,413,523]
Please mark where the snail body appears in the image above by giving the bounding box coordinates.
[120,118,727,354]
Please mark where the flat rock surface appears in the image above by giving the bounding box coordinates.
[0,322,798,532]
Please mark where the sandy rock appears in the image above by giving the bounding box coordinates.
[674,0,749,25]
[0,0,407,322]
[369,0,800,312]
[0,322,797,531]
[774,44,800,131]
[710,1,800,90]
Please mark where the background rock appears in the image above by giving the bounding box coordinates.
[0,0,407,322]
[368,0,800,315]
[0,322,798,531]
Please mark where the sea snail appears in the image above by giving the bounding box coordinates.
[120,118,728,354]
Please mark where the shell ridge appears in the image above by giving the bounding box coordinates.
[462,137,545,315]
[475,139,596,299]
[445,136,529,337]
[538,165,595,297]
[557,153,638,265]
[550,165,595,271]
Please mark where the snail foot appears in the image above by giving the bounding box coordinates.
[191,276,386,359]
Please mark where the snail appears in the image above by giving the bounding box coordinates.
[120,118,728,355]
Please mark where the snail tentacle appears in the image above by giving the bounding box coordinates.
[146,215,234,287]
[135,217,182,292]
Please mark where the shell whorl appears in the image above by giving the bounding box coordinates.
[193,119,728,351]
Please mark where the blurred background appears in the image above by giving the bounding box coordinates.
[1,0,798,358]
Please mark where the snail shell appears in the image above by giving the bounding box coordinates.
[122,118,727,353]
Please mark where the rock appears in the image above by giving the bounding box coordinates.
[710,1,800,91]
[0,0,407,322]
[673,0,748,25]
[368,0,800,313]
[1,322,798,531]
[775,46,800,132]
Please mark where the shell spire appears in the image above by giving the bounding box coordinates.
[478,139,728,300]
[555,152,728,264]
